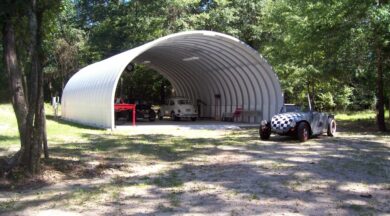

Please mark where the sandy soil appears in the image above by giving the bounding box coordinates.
[0,129,389,216]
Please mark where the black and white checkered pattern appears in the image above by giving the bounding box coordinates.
[271,113,303,130]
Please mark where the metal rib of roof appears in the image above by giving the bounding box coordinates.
[62,31,283,129]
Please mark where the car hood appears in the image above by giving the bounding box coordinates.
[271,112,307,122]
[270,112,309,131]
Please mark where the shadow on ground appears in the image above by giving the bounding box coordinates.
[1,122,389,215]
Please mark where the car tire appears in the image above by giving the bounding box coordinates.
[157,110,163,120]
[297,122,310,142]
[259,125,271,140]
[191,117,197,121]
[171,112,180,121]
[327,118,336,136]
[149,110,156,122]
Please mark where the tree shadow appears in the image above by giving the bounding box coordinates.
[1,127,389,215]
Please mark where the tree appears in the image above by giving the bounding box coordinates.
[261,0,389,130]
[371,0,389,131]
[1,0,60,175]
[47,0,388,131]
[44,0,87,97]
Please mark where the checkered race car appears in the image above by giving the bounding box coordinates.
[259,104,336,142]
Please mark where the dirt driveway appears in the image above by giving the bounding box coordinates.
[0,129,389,216]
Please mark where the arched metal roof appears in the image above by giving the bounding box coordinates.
[61,31,283,129]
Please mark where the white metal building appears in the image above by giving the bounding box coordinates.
[61,30,283,129]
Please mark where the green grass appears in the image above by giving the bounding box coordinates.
[152,172,183,188]
[68,187,105,205]
[341,204,376,216]
[0,103,389,215]
[336,109,390,121]
[1,104,389,151]
[0,104,102,150]
[166,191,182,207]
[335,109,390,133]
[0,197,18,212]
[0,103,225,165]
[0,104,19,149]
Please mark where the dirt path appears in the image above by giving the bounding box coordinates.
[1,130,389,216]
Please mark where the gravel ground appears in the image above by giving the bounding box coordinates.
[0,128,389,216]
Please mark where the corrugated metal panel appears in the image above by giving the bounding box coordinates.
[62,31,283,129]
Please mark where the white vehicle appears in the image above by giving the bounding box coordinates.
[158,97,198,121]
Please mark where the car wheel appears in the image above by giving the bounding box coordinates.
[191,117,197,121]
[171,112,178,121]
[259,125,271,140]
[327,118,336,136]
[149,110,156,122]
[157,110,163,120]
[297,122,310,142]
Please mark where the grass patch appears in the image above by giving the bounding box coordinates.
[0,197,18,212]
[153,172,183,188]
[244,194,259,200]
[258,162,294,171]
[335,110,390,133]
[336,110,389,121]
[166,191,182,207]
[336,110,376,121]
[157,203,175,212]
[68,187,105,205]
[341,204,376,216]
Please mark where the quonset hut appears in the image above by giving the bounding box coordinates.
[61,31,283,129]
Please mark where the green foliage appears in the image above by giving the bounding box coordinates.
[316,92,335,111]
[261,0,390,111]
[42,0,87,99]
[2,0,384,110]
[117,65,172,103]
[333,86,353,111]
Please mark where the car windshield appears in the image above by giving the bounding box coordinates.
[282,105,303,113]
[178,99,192,105]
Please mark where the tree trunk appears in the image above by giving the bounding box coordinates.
[375,46,386,132]
[375,0,387,132]
[24,0,47,173]
[43,111,49,159]
[2,0,48,175]
[2,16,29,166]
